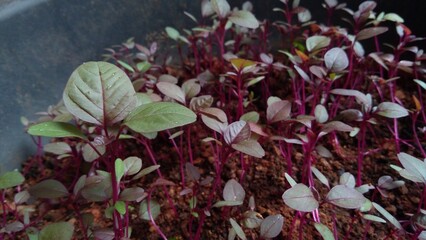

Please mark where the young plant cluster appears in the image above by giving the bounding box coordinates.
[2,0,426,239]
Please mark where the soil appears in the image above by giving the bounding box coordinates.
[17,92,422,240]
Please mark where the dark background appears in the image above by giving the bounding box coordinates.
[0,0,425,172]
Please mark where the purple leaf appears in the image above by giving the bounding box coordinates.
[231,139,265,158]
[282,183,319,212]
[260,214,284,239]
[375,102,408,118]
[63,62,137,126]
[158,74,178,84]
[356,27,388,41]
[189,95,214,111]
[182,80,201,99]
[397,152,426,183]
[339,172,356,188]
[223,179,245,202]
[294,65,311,82]
[326,185,366,209]
[119,187,146,202]
[224,121,251,144]
[185,163,201,181]
[378,176,404,190]
[330,89,368,106]
[267,99,292,123]
[321,121,353,135]
[156,82,186,104]
[324,48,349,72]
[29,179,69,199]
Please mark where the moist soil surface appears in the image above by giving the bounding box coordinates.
[19,107,421,240]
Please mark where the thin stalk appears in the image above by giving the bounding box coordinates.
[356,122,367,186]
[167,130,185,186]
[147,191,168,240]
[138,138,178,216]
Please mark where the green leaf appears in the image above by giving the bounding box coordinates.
[26,227,39,240]
[114,201,126,215]
[63,61,137,126]
[314,223,335,240]
[0,171,24,190]
[115,158,125,183]
[228,10,259,29]
[124,102,196,133]
[29,179,69,199]
[136,61,151,73]
[139,199,160,221]
[39,222,74,240]
[28,121,86,139]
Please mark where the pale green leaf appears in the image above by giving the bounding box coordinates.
[228,10,259,29]
[363,214,386,223]
[165,27,180,41]
[230,218,247,240]
[306,36,331,52]
[117,60,135,72]
[213,200,243,208]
